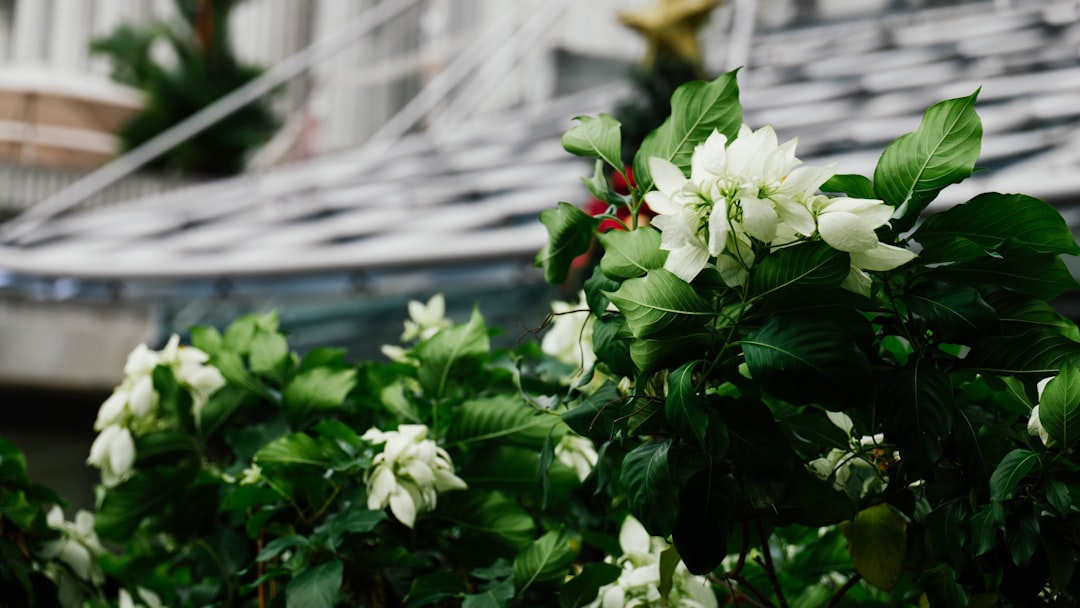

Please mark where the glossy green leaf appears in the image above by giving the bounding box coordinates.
[255,432,346,468]
[584,265,619,316]
[967,329,1080,377]
[672,469,734,575]
[752,241,849,297]
[283,367,357,421]
[95,468,197,541]
[405,571,468,608]
[629,331,712,374]
[840,504,907,591]
[633,70,742,194]
[915,235,997,265]
[915,192,1080,256]
[605,269,713,339]
[256,534,309,561]
[582,159,626,207]
[598,227,667,280]
[969,503,1003,556]
[535,202,601,284]
[562,381,622,443]
[742,314,872,410]
[513,529,575,592]
[286,560,342,608]
[874,90,981,235]
[559,563,620,608]
[1005,506,1040,567]
[902,281,998,343]
[249,331,290,379]
[436,491,535,550]
[562,114,623,171]
[417,307,490,399]
[920,564,969,608]
[1038,362,1080,446]
[622,439,679,536]
[539,428,555,509]
[983,289,1075,337]
[989,449,1039,502]
[821,173,875,199]
[928,240,1079,300]
[592,314,636,378]
[445,394,549,449]
[665,360,707,447]
[878,361,953,476]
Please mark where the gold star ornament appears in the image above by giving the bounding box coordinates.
[619,0,724,68]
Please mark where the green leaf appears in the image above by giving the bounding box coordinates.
[915,235,998,265]
[605,269,713,339]
[286,560,342,608]
[840,504,907,591]
[821,173,875,199]
[633,70,742,194]
[672,469,734,575]
[592,314,637,378]
[562,381,622,443]
[665,360,707,447]
[752,241,850,296]
[95,468,197,541]
[915,192,1080,256]
[1038,362,1080,446]
[742,314,872,410]
[1005,506,1040,567]
[417,307,490,399]
[630,331,712,374]
[539,428,555,509]
[622,439,679,536]
[535,202,602,284]
[405,571,468,608]
[283,367,357,421]
[967,329,1080,377]
[983,289,1075,337]
[584,265,619,316]
[598,228,667,280]
[878,361,953,476]
[874,90,982,235]
[463,591,509,608]
[133,430,198,464]
[989,449,1039,502]
[256,534,309,561]
[249,331,290,379]
[582,159,626,207]
[445,394,550,448]
[920,564,969,608]
[902,281,998,343]
[559,563,621,608]
[969,503,1003,556]
[189,325,222,353]
[435,491,535,550]
[928,239,1079,300]
[512,529,575,593]
[255,432,346,468]
[562,114,622,171]
[315,507,387,542]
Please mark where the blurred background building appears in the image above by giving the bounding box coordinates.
[1,0,1077,503]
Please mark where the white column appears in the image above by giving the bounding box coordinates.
[49,0,92,70]
[11,0,50,64]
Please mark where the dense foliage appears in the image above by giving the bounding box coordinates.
[92,0,279,176]
[3,69,1080,607]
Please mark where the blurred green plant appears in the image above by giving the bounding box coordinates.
[91,0,279,176]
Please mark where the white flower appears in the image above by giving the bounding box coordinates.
[1029,377,1054,445]
[401,294,452,342]
[645,125,833,285]
[363,425,467,527]
[542,291,596,381]
[87,424,136,488]
[555,434,599,482]
[587,516,718,608]
[41,506,104,585]
[808,433,894,500]
[157,335,226,424]
[119,587,164,608]
[239,463,263,485]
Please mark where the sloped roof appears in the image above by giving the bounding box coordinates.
[0,0,1077,289]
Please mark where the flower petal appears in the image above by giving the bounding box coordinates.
[740,196,778,243]
[849,243,917,271]
[818,211,879,252]
[663,244,710,283]
[649,157,688,195]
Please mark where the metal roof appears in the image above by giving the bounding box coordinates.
[1,0,1079,291]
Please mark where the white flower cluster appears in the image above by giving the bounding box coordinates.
[646,125,916,294]
[363,424,467,528]
[1028,376,1054,445]
[588,515,718,608]
[381,294,453,363]
[808,413,896,499]
[40,507,104,607]
[555,434,599,482]
[88,335,225,487]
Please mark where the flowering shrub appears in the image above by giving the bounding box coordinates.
[538,69,1080,604]
[5,68,1080,607]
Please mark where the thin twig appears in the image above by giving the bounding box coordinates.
[825,573,862,608]
[755,520,789,608]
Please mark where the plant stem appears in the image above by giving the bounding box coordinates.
[755,520,789,608]
[826,573,862,608]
